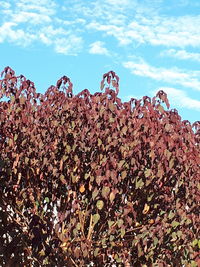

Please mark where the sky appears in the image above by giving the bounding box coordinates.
[0,0,200,123]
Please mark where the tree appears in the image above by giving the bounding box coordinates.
[0,67,199,266]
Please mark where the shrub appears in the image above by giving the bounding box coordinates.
[0,67,199,266]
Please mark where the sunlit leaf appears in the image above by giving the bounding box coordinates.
[102,186,110,198]
[94,247,99,257]
[109,191,115,202]
[92,189,99,200]
[172,221,179,228]
[96,200,104,210]
[79,184,85,193]
[168,210,175,220]
[120,228,125,238]
[93,213,100,225]
[136,178,144,189]
[45,197,49,203]
[121,170,127,180]
[142,203,150,214]
[144,168,151,177]
[117,219,124,228]
[98,138,102,146]
[191,239,198,247]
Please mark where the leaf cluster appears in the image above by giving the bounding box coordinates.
[0,67,199,266]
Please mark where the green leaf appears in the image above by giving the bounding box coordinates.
[168,210,175,220]
[98,138,102,146]
[35,201,39,207]
[14,134,18,141]
[177,230,182,238]
[45,197,49,203]
[172,232,177,240]
[190,261,198,267]
[117,219,124,228]
[94,248,99,257]
[144,169,151,177]
[93,213,100,225]
[76,223,81,230]
[84,173,90,180]
[108,220,114,228]
[136,178,144,189]
[185,218,192,225]
[160,210,165,215]
[172,221,179,228]
[110,235,114,241]
[60,174,66,184]
[96,200,104,210]
[92,189,98,200]
[102,186,110,198]
[192,239,198,247]
[153,237,158,246]
[120,228,125,238]
[73,228,78,236]
[147,194,154,202]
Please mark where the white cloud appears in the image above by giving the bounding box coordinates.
[0,22,36,46]
[0,0,83,55]
[54,36,83,56]
[154,87,200,111]
[123,59,200,91]
[11,11,52,24]
[16,0,56,15]
[1,0,200,56]
[0,1,11,9]
[161,49,200,62]
[39,33,52,45]
[86,8,200,48]
[89,41,109,55]
[106,0,130,6]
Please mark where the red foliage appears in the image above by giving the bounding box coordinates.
[0,67,199,266]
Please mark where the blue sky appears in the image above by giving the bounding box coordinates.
[0,0,200,123]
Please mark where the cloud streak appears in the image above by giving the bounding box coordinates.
[89,41,109,55]
[1,0,200,55]
[0,0,83,55]
[161,49,200,62]
[123,59,200,91]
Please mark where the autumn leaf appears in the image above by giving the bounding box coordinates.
[142,203,150,214]
[79,184,85,193]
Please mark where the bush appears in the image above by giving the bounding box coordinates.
[0,67,199,266]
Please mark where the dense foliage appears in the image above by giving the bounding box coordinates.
[0,67,199,266]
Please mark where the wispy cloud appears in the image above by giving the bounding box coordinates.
[88,14,200,47]
[153,87,200,111]
[161,49,200,62]
[0,22,36,46]
[1,0,200,55]
[0,1,11,9]
[89,41,109,55]
[16,0,56,16]
[123,59,200,91]
[0,0,83,55]
[54,36,83,56]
